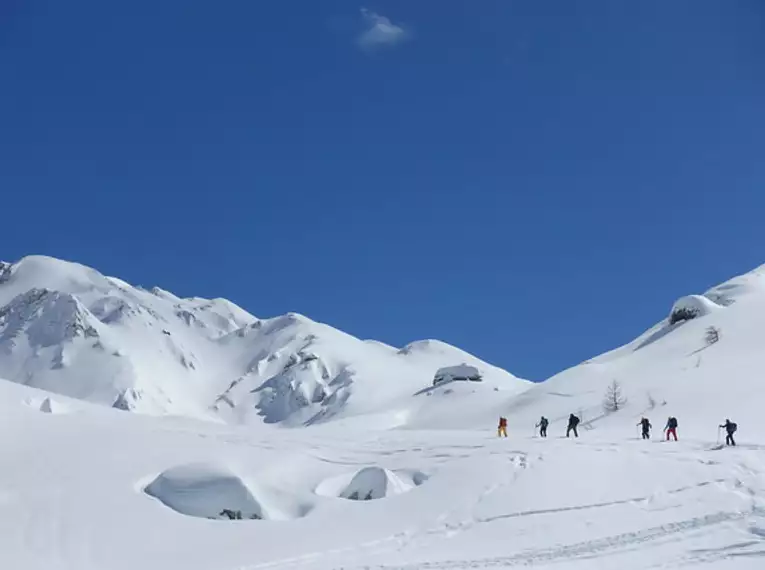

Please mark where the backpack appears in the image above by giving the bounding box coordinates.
[571,415,580,426]
[729,422,737,433]
[668,417,678,429]
[541,418,549,427]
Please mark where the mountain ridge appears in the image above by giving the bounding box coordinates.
[0,255,530,425]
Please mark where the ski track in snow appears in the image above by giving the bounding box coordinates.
[2,390,765,570]
[340,510,762,569]
[228,439,765,570]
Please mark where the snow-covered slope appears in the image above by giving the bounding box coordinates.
[1,374,763,570]
[496,263,765,439]
[1,261,765,569]
[0,255,529,425]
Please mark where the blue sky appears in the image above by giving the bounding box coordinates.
[1,1,764,380]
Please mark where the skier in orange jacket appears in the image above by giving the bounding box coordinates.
[498,416,508,438]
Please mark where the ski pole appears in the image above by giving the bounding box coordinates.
[716,426,721,445]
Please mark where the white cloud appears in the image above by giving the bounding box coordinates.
[357,8,410,51]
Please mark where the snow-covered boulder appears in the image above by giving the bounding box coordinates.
[340,467,414,500]
[433,364,482,385]
[144,463,265,520]
[316,467,423,501]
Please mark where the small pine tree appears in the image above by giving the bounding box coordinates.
[603,380,627,413]
[705,326,720,345]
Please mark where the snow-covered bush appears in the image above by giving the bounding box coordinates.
[669,307,699,325]
[0,261,12,283]
[219,509,260,520]
[669,295,723,325]
[346,491,374,501]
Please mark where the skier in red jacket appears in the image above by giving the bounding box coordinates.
[664,416,678,441]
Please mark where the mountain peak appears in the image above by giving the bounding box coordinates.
[12,255,99,279]
[0,254,528,425]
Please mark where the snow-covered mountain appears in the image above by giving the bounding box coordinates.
[0,255,529,425]
[2,259,765,570]
[4,253,765,436]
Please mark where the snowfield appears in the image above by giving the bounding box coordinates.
[1,256,765,569]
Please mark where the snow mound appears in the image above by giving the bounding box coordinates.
[144,463,266,521]
[316,467,425,501]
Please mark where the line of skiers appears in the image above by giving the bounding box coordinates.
[499,415,739,446]
[637,416,737,445]
[498,414,576,438]
[637,416,678,441]
[526,414,577,438]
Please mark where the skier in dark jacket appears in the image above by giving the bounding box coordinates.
[638,417,652,440]
[536,416,549,438]
[719,419,737,446]
[664,416,678,441]
[566,414,580,438]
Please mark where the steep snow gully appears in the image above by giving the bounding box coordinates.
[1,255,765,569]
